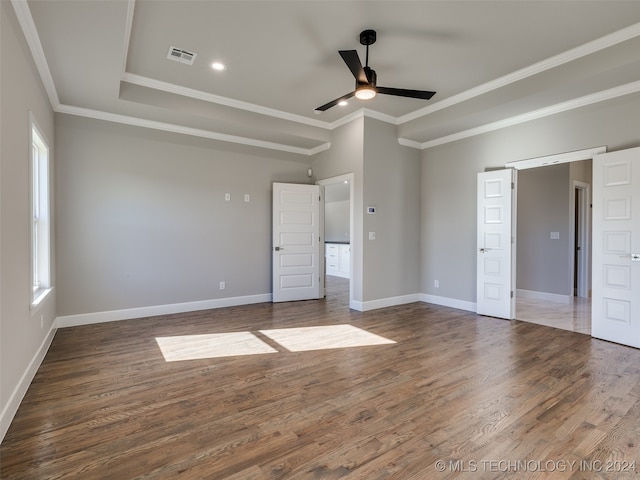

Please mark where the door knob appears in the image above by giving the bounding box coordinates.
[274,246,283,251]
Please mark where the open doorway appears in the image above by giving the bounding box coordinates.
[317,174,353,308]
[507,151,598,334]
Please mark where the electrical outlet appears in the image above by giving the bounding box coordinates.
[225,193,231,201]
[219,281,226,290]
[244,194,250,203]
[434,280,439,288]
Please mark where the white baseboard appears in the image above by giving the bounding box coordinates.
[350,300,363,311]
[1,323,57,443]
[419,293,477,313]
[350,293,477,313]
[327,272,350,279]
[56,293,273,328]
[516,289,571,304]
[354,293,423,312]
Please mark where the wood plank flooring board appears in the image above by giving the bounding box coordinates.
[3,278,640,478]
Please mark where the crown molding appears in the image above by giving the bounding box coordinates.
[14,0,640,157]
[120,1,329,131]
[12,0,328,155]
[329,109,364,129]
[327,108,398,131]
[121,0,135,74]
[56,104,329,156]
[122,74,399,133]
[122,72,332,130]
[308,143,332,155]
[410,80,640,150]
[10,0,60,109]
[397,138,422,150]
[362,108,398,125]
[397,20,640,125]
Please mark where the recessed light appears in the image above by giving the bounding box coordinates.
[338,100,348,106]
[211,62,226,71]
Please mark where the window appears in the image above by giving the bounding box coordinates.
[31,117,51,306]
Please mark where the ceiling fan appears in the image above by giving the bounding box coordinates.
[315,29,436,112]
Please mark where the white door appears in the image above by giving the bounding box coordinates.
[272,183,323,302]
[592,148,640,347]
[477,169,515,319]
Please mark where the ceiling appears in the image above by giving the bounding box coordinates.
[16,1,640,155]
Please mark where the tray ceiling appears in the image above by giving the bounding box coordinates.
[17,0,640,154]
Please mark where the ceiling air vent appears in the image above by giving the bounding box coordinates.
[167,46,197,65]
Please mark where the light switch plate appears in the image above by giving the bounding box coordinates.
[550,232,560,240]
[368,232,376,240]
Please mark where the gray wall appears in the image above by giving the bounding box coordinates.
[362,117,421,301]
[1,1,57,436]
[421,91,640,304]
[570,160,592,185]
[324,200,350,243]
[311,117,364,303]
[311,117,421,305]
[516,164,570,295]
[55,115,311,316]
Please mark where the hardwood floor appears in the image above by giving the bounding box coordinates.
[2,281,640,479]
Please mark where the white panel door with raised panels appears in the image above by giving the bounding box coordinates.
[477,169,515,319]
[592,148,640,348]
[272,183,323,302]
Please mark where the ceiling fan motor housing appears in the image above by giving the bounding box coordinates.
[359,29,377,46]
[360,66,377,87]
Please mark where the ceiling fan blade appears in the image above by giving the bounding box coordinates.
[314,91,356,112]
[377,86,436,100]
[339,50,368,84]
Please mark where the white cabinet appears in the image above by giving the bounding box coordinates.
[325,243,350,278]
[326,244,339,274]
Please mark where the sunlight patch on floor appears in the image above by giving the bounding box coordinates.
[259,324,396,352]
[155,332,277,362]
[156,325,396,361]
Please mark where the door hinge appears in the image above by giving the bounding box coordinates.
[511,182,515,189]
[510,291,514,298]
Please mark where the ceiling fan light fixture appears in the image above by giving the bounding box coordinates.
[355,86,376,100]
